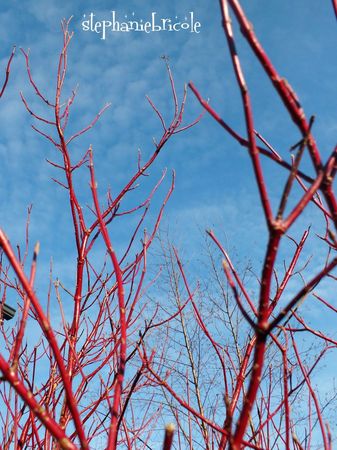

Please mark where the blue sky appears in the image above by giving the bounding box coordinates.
[0,0,335,266]
[0,0,335,268]
[0,0,336,446]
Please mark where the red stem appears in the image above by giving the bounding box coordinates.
[220,0,273,227]
[163,424,175,450]
[89,150,127,450]
[231,232,281,449]
[0,47,15,98]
